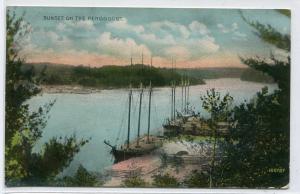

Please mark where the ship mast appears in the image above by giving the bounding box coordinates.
[170,58,177,120]
[126,85,132,149]
[187,79,190,113]
[147,81,152,143]
[170,58,174,120]
[181,78,184,112]
[173,60,176,119]
[130,47,133,66]
[136,83,143,147]
[171,83,173,120]
[184,79,187,114]
[186,63,190,114]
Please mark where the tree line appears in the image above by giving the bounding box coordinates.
[24,63,204,88]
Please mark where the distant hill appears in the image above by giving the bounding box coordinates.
[178,67,274,83]
[177,67,245,79]
[23,63,274,89]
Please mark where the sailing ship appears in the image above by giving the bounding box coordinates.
[104,63,163,163]
[163,60,193,136]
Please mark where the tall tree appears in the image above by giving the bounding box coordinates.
[215,10,290,188]
[200,89,233,187]
[5,10,89,186]
[59,165,99,187]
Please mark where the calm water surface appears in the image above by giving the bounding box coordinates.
[28,78,277,175]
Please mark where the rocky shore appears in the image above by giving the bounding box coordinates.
[103,139,217,187]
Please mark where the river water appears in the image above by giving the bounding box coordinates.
[28,78,277,175]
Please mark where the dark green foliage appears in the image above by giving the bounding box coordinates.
[44,74,65,85]
[5,11,88,186]
[214,11,290,188]
[28,63,73,85]
[216,88,289,188]
[200,89,233,187]
[177,67,245,79]
[252,23,290,51]
[29,63,204,88]
[70,64,204,87]
[122,176,146,187]
[183,171,210,188]
[152,173,180,188]
[170,156,184,174]
[241,55,290,95]
[28,137,89,182]
[59,165,99,187]
[200,89,233,122]
[29,64,274,87]
[241,11,290,51]
[178,67,274,83]
[277,9,291,18]
[159,153,168,169]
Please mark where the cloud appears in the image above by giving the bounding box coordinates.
[139,33,176,45]
[96,32,151,59]
[45,31,72,47]
[106,19,219,59]
[217,24,229,33]
[217,23,238,33]
[24,18,221,67]
[189,21,210,35]
[56,22,68,31]
[149,20,190,39]
[107,19,178,45]
[57,20,95,32]
[107,19,188,45]
[234,31,247,37]
[164,46,190,60]
[232,31,247,40]
[107,18,145,34]
[75,20,95,30]
[232,22,238,31]
[217,22,247,40]
[195,36,220,53]
[183,36,219,60]
[188,52,245,68]
[22,29,73,53]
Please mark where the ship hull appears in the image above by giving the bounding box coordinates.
[110,135,163,163]
[112,148,153,163]
[163,121,182,137]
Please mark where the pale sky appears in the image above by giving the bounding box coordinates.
[9,7,290,68]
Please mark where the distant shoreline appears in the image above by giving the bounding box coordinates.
[41,81,207,94]
[41,85,102,94]
[41,76,276,94]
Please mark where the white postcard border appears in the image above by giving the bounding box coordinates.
[0,0,299,194]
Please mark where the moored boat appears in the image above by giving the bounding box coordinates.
[104,82,163,163]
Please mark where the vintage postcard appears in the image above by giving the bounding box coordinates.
[5,7,290,188]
